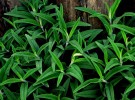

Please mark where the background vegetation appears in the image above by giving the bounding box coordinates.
[0,0,135,99]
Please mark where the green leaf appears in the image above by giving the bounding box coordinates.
[104,58,119,73]
[109,0,121,19]
[75,90,97,98]
[105,65,133,80]
[12,63,23,79]
[27,85,42,96]
[4,9,33,18]
[125,81,135,94]
[111,24,135,35]
[36,94,57,100]
[105,83,115,100]
[0,41,5,51]
[62,78,70,96]
[73,78,100,93]
[91,61,104,79]
[34,68,59,86]
[3,17,16,29]
[0,91,3,100]
[36,59,42,74]
[80,29,102,40]
[57,73,64,87]
[108,37,121,59]
[75,7,98,15]
[3,87,17,100]
[12,51,35,58]
[83,42,97,51]
[32,12,56,24]
[20,83,28,100]
[121,31,128,47]
[113,12,135,24]
[70,40,83,54]
[56,5,67,30]
[91,13,110,34]
[61,97,74,100]
[49,51,64,71]
[11,29,24,47]
[23,68,38,80]
[0,78,22,86]
[37,43,49,55]
[67,64,84,83]
[25,34,39,53]
[0,58,13,82]
[96,42,108,64]
[69,18,80,39]
[66,21,91,28]
[14,19,40,26]
[121,94,130,100]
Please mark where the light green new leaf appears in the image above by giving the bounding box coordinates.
[49,51,64,71]
[73,78,100,93]
[20,83,28,100]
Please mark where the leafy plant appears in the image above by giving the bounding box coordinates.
[0,0,135,100]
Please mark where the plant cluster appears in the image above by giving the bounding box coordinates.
[0,0,135,99]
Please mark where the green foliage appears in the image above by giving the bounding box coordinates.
[0,0,135,99]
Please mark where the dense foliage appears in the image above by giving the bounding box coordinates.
[0,0,135,99]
